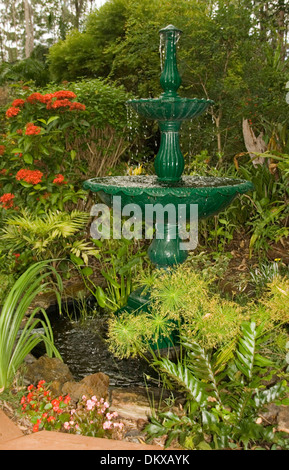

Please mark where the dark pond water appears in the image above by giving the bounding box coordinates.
[36,301,157,388]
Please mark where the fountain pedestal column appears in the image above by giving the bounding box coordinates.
[147,222,188,268]
[155,121,184,182]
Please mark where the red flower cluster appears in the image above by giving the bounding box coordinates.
[47,98,86,111]
[26,92,45,104]
[53,173,67,185]
[11,99,25,107]
[6,107,20,118]
[25,122,41,135]
[49,99,73,109]
[16,169,43,185]
[0,169,7,175]
[26,90,85,111]
[41,93,55,103]
[0,193,15,209]
[0,145,5,155]
[27,90,78,107]
[69,102,86,111]
[53,90,76,100]
[20,381,71,433]
[7,90,86,119]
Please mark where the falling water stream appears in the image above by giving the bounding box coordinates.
[35,301,156,388]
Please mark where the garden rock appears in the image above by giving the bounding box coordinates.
[277,406,289,434]
[61,372,110,404]
[262,403,289,434]
[23,355,74,395]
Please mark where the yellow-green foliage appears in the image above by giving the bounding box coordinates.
[107,265,289,358]
[107,311,150,359]
[261,277,289,325]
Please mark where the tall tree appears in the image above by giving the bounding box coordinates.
[23,0,34,57]
[0,0,101,62]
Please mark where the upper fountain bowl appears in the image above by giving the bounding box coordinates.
[128,96,214,121]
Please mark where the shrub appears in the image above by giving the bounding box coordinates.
[0,79,134,215]
[145,322,289,450]
[0,209,99,275]
[107,263,289,360]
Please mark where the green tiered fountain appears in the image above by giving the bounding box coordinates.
[84,24,253,320]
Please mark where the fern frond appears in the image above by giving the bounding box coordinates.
[235,322,258,380]
[182,339,222,403]
[154,357,208,405]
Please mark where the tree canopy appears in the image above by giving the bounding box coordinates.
[1,0,289,159]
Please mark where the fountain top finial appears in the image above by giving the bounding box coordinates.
[159,24,182,100]
[159,24,182,35]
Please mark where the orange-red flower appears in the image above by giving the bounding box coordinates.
[25,122,41,135]
[50,99,72,109]
[6,107,20,118]
[33,421,41,433]
[53,90,76,100]
[41,93,54,103]
[69,102,86,111]
[0,193,15,209]
[53,173,67,185]
[16,169,43,185]
[12,99,25,107]
[0,145,5,155]
[26,92,44,104]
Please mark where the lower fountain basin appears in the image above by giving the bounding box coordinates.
[83,175,253,220]
[128,97,213,121]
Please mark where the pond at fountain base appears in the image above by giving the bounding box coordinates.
[35,301,158,388]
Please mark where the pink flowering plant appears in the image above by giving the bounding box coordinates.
[63,395,125,439]
[19,381,124,439]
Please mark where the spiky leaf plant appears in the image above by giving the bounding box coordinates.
[0,261,63,391]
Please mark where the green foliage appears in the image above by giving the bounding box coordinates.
[189,153,289,257]
[145,322,289,450]
[0,209,99,274]
[236,158,289,256]
[0,58,49,87]
[259,276,289,327]
[48,0,129,82]
[83,238,148,311]
[0,272,15,305]
[46,0,289,160]
[66,78,131,132]
[107,262,289,362]
[249,260,288,297]
[48,30,98,83]
[0,262,63,390]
